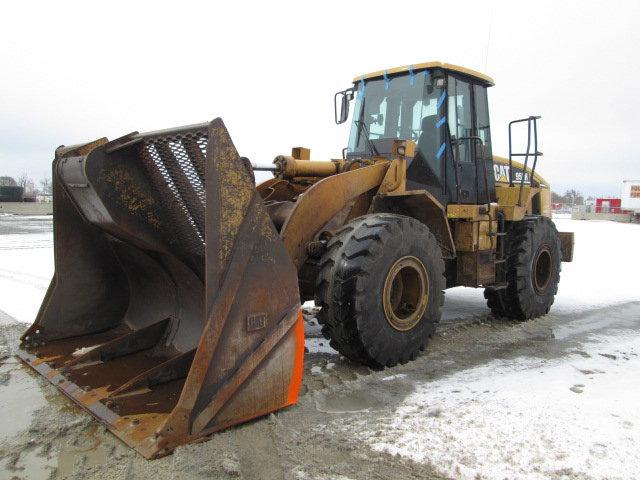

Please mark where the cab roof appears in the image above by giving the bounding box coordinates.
[353,61,495,87]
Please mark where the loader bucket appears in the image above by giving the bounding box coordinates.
[16,119,304,458]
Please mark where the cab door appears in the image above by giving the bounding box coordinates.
[473,84,496,203]
[446,76,496,205]
[447,76,477,203]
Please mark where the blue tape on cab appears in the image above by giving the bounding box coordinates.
[357,75,366,99]
[436,142,446,159]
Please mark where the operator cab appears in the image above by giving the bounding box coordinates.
[336,62,496,206]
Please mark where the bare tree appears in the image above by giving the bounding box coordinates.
[39,177,52,195]
[17,172,30,189]
[17,172,36,196]
[0,176,17,187]
[563,189,584,206]
[551,191,563,203]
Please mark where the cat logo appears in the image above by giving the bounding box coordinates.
[494,164,530,184]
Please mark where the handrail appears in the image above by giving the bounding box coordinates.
[508,116,543,206]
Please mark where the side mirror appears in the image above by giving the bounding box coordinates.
[334,88,354,124]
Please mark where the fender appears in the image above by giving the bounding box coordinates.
[372,190,456,258]
[280,162,389,269]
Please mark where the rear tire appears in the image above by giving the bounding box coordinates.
[314,214,445,369]
[485,216,561,320]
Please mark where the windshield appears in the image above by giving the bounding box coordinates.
[347,70,444,158]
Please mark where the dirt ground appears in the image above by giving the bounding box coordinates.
[0,215,639,480]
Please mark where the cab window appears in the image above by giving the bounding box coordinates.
[474,84,492,156]
[447,77,473,163]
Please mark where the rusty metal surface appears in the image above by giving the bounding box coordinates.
[18,118,304,458]
[256,178,312,203]
[456,250,496,287]
[280,162,389,269]
[559,231,574,262]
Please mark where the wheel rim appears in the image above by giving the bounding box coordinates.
[382,256,429,331]
[532,246,553,294]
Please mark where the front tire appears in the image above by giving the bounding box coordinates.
[485,216,561,320]
[314,214,445,369]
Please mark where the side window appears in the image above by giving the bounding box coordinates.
[447,77,473,162]
[474,84,492,157]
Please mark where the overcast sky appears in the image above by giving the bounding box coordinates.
[1,0,639,196]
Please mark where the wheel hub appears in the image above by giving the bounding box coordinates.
[532,246,553,294]
[382,256,429,331]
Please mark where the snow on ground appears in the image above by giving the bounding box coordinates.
[345,216,640,480]
[0,215,53,325]
[552,217,639,312]
[352,329,640,480]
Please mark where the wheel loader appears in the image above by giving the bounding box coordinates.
[18,61,574,458]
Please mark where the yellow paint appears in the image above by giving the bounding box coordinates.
[499,205,527,221]
[213,124,254,270]
[353,61,494,86]
[495,186,532,220]
[454,220,493,252]
[495,184,551,220]
[291,147,310,160]
[495,185,533,205]
[539,187,552,217]
[102,168,161,228]
[493,155,549,186]
[447,204,497,220]
[492,156,552,219]
[391,139,416,158]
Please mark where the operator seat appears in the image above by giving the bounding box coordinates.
[407,115,441,186]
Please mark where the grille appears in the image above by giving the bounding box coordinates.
[139,128,208,258]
